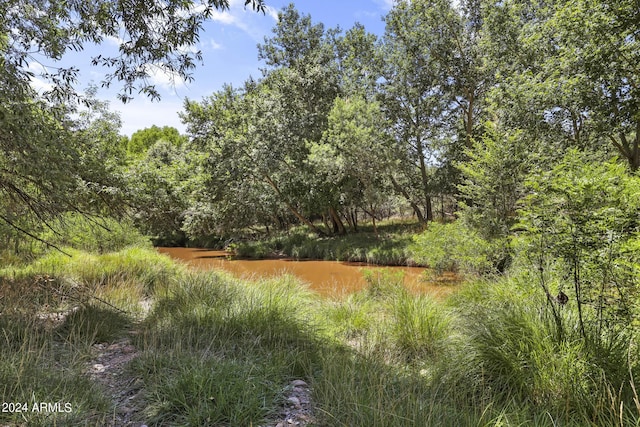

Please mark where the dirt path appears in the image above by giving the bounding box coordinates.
[87,338,145,427]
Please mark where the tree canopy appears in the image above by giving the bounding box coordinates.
[0,0,266,247]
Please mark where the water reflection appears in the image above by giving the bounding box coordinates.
[158,247,456,298]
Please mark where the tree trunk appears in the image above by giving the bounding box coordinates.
[417,135,433,222]
[464,90,475,148]
[262,174,326,236]
[364,205,378,236]
[329,206,347,235]
[390,175,426,223]
[351,208,358,232]
[609,127,640,171]
[426,196,433,222]
[321,213,332,234]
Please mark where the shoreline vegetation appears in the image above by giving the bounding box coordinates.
[2,237,639,426]
[220,219,422,267]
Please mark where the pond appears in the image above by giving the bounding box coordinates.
[158,247,457,298]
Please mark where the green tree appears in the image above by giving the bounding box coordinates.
[127,140,191,245]
[380,0,453,222]
[333,23,381,100]
[457,122,530,239]
[1,0,266,103]
[316,96,393,233]
[0,0,266,245]
[180,84,286,237]
[482,0,640,169]
[0,90,122,252]
[548,0,640,170]
[251,4,340,234]
[128,125,187,157]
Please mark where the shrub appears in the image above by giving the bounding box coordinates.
[38,212,150,254]
[411,221,503,276]
[516,150,640,337]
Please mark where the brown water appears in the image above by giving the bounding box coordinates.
[158,247,456,298]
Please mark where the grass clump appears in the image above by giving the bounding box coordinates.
[0,312,114,426]
[132,271,321,425]
[132,354,285,426]
[441,276,640,425]
[3,246,184,298]
[56,304,133,345]
[390,293,451,362]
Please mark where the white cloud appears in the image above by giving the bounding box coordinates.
[374,0,395,11]
[208,39,223,50]
[27,62,54,93]
[263,5,279,21]
[207,0,278,40]
[143,63,187,91]
[209,7,237,25]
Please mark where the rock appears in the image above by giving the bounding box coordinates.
[287,396,301,408]
[91,363,106,373]
[290,380,308,388]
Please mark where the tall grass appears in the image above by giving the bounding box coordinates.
[0,247,179,425]
[3,244,640,426]
[441,276,640,425]
[0,311,115,425]
[132,271,322,425]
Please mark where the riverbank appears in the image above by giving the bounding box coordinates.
[223,220,422,266]
[2,246,638,426]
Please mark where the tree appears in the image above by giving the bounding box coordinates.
[457,121,531,247]
[0,0,267,244]
[2,0,266,103]
[333,23,381,100]
[548,0,640,170]
[380,0,454,222]
[128,125,187,157]
[0,87,125,252]
[127,140,191,245]
[180,84,286,237]
[317,96,393,233]
[482,0,640,169]
[252,4,340,234]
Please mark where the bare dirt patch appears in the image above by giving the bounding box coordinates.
[87,338,145,427]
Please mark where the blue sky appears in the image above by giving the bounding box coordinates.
[31,0,395,136]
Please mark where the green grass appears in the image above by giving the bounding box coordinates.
[3,245,640,426]
[132,271,321,425]
[229,221,420,266]
[0,310,116,425]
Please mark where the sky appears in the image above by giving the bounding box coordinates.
[32,0,395,137]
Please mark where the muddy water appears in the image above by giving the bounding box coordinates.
[158,247,456,298]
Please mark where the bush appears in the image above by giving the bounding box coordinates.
[445,277,640,424]
[411,221,504,276]
[38,212,150,254]
[516,150,640,336]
